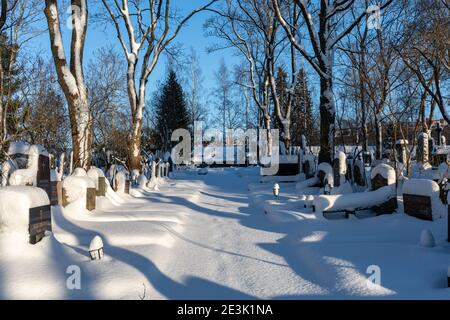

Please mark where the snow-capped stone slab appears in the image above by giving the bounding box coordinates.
[403,179,445,221]
[0,186,50,241]
[370,163,396,189]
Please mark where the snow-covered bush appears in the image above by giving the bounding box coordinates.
[0,186,50,239]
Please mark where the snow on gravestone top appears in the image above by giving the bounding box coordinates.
[370,164,396,189]
[62,175,95,207]
[73,167,87,177]
[0,186,50,237]
[87,167,106,189]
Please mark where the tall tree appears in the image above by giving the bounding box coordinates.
[272,0,394,163]
[155,70,189,151]
[100,0,218,172]
[45,0,91,169]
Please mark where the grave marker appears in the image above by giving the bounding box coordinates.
[28,204,52,244]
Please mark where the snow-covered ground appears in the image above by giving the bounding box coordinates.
[1,168,449,299]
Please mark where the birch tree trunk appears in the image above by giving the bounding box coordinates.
[45,0,92,169]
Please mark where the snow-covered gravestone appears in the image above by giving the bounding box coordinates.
[417,132,429,164]
[302,154,316,179]
[87,167,107,197]
[370,164,397,214]
[353,157,366,187]
[0,186,51,244]
[403,178,446,221]
[333,151,347,188]
[317,162,334,191]
[395,139,408,164]
[63,168,97,211]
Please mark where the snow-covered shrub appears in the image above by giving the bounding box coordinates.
[419,229,436,247]
[0,186,50,238]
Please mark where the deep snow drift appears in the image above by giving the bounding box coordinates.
[0,168,449,299]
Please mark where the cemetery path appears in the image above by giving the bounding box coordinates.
[139,169,323,299]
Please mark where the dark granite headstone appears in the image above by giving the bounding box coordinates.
[29,205,52,244]
[403,194,433,221]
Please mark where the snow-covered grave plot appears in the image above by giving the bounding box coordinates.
[1,165,450,299]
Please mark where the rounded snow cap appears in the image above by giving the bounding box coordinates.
[371,163,396,186]
[73,167,87,177]
[419,229,436,247]
[273,183,280,190]
[89,235,104,251]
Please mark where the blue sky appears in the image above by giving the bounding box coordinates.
[28,1,239,100]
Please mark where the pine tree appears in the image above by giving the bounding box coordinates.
[155,70,189,151]
[291,68,314,146]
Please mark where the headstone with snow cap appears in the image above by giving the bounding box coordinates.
[353,159,366,187]
[403,178,446,221]
[370,164,397,214]
[317,162,333,188]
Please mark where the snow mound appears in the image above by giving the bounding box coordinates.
[419,229,436,247]
[0,186,50,237]
[137,174,148,188]
[334,151,347,175]
[87,167,106,189]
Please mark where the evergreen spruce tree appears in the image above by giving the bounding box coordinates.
[291,68,314,146]
[155,70,189,151]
